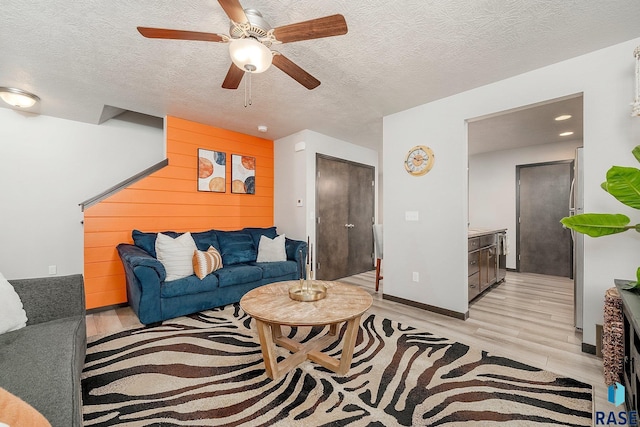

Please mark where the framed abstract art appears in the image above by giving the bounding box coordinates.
[198,149,226,192]
[231,154,255,194]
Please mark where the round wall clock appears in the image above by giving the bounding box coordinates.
[404,145,435,176]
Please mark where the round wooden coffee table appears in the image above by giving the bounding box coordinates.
[239,280,373,380]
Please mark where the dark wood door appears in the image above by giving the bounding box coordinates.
[348,162,375,274]
[316,155,375,280]
[517,161,573,277]
[316,157,350,279]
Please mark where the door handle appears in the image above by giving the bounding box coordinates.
[344,224,355,228]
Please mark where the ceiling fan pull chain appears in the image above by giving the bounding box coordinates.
[248,70,252,106]
[243,69,254,108]
[244,71,247,107]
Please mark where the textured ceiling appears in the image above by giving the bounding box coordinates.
[1,1,639,151]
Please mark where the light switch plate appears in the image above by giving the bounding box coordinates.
[405,211,419,221]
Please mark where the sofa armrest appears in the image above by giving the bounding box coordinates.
[285,238,308,265]
[117,243,166,281]
[9,274,85,326]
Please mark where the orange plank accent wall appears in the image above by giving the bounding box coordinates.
[83,116,274,309]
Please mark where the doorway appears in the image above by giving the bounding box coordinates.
[516,160,573,277]
[466,94,583,337]
[315,155,375,280]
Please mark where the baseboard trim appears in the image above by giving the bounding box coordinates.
[581,342,597,355]
[382,294,468,320]
[87,302,128,314]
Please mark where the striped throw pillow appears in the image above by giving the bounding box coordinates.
[192,246,223,279]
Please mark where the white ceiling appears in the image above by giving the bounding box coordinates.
[468,94,584,156]
[1,1,639,151]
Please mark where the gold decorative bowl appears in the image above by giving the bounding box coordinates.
[288,281,327,302]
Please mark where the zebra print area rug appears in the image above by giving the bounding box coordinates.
[82,304,593,426]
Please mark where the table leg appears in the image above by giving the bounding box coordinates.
[329,323,339,336]
[337,315,362,374]
[271,323,283,341]
[255,319,279,380]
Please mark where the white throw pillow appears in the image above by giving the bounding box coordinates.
[0,272,28,334]
[256,234,287,263]
[155,232,197,281]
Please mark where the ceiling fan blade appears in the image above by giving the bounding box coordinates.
[222,64,245,89]
[137,27,224,42]
[272,54,320,90]
[218,0,248,23]
[273,14,348,44]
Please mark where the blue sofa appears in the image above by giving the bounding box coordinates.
[117,226,307,324]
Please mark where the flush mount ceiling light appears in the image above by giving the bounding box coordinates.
[555,114,572,121]
[0,87,40,108]
[559,131,574,137]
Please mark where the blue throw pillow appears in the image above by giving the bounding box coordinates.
[216,231,257,265]
[132,230,179,258]
[191,229,220,251]
[243,226,278,247]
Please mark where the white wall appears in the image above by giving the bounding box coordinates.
[469,139,583,269]
[384,36,640,345]
[274,129,379,259]
[0,110,164,279]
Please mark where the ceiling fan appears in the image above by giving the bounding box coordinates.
[137,0,348,91]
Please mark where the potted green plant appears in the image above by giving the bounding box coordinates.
[561,145,640,288]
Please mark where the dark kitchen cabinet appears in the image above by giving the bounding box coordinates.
[468,249,480,300]
[468,230,504,301]
[479,245,497,291]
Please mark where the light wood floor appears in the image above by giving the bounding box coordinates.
[86,271,611,415]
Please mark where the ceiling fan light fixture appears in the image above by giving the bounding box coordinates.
[229,38,273,73]
[0,87,40,108]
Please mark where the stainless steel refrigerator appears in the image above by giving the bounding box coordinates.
[569,147,584,331]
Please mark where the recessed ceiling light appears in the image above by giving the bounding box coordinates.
[555,114,572,121]
[0,87,40,108]
[257,125,268,133]
[559,131,574,137]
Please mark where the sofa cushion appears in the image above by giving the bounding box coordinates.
[216,231,257,265]
[156,232,197,281]
[132,230,179,257]
[243,226,278,247]
[0,316,85,427]
[214,264,263,287]
[191,230,221,251]
[160,274,219,298]
[251,260,298,279]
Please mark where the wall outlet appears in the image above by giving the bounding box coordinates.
[48,265,57,275]
[412,272,419,282]
[296,198,303,207]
